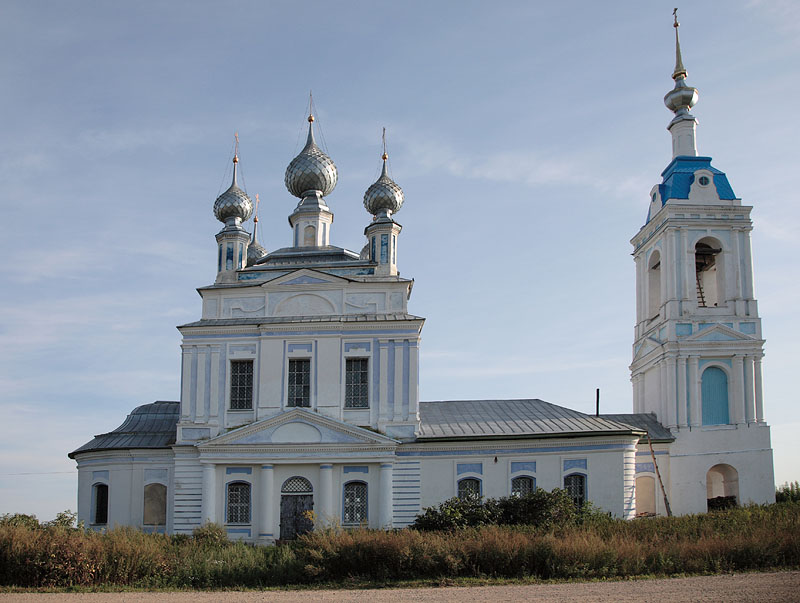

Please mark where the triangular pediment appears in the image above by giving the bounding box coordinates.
[198,408,399,448]
[686,323,753,342]
[633,337,662,361]
[264,269,349,288]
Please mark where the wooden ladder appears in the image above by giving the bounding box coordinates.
[696,273,707,307]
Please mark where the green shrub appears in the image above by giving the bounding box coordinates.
[192,523,229,548]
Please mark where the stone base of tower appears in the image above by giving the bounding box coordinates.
[665,424,774,515]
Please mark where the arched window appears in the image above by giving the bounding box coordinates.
[226,482,251,524]
[511,476,535,496]
[143,483,167,526]
[343,481,368,525]
[695,238,723,308]
[457,477,481,499]
[563,474,586,508]
[92,483,108,525]
[281,476,313,494]
[702,366,730,425]
[647,250,661,319]
[635,475,656,516]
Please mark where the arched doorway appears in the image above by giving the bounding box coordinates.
[706,464,739,511]
[280,476,314,540]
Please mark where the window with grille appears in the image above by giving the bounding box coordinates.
[343,481,368,525]
[226,482,251,524]
[564,473,586,508]
[288,359,311,407]
[281,476,313,494]
[230,360,253,410]
[511,476,535,497]
[93,483,108,524]
[345,358,369,408]
[457,477,481,499]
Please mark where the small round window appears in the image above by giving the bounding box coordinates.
[698,175,710,186]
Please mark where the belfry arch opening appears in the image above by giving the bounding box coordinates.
[647,250,661,319]
[695,238,723,308]
[706,464,739,511]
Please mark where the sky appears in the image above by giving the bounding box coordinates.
[1,1,798,521]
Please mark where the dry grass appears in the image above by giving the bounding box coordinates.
[1,502,798,588]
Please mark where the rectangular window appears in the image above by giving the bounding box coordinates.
[380,234,389,263]
[345,358,369,408]
[230,360,254,410]
[288,359,311,407]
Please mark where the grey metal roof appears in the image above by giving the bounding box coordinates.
[179,313,424,329]
[69,401,179,458]
[418,399,645,440]
[599,413,675,442]
[254,245,362,267]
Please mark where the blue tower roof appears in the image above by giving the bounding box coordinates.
[646,156,737,224]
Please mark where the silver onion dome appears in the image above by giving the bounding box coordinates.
[214,156,254,225]
[285,115,338,198]
[364,154,404,217]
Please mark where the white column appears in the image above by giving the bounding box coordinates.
[689,356,701,426]
[658,361,667,425]
[681,228,693,312]
[754,357,764,422]
[379,462,393,528]
[666,356,677,428]
[407,341,419,422]
[744,356,755,424]
[731,355,745,424]
[180,346,193,419]
[201,463,217,525]
[319,464,334,526]
[635,254,644,328]
[210,346,221,420]
[677,356,688,426]
[379,341,389,423]
[393,342,404,422]
[259,464,274,540]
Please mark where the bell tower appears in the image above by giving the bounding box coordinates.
[630,12,774,513]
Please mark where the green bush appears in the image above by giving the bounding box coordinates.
[192,523,229,548]
[411,488,609,531]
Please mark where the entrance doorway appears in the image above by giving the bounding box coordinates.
[279,476,314,540]
[706,464,739,511]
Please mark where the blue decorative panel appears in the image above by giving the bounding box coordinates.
[282,276,329,285]
[92,470,109,481]
[739,322,756,334]
[722,322,733,328]
[698,323,712,331]
[702,367,729,425]
[676,323,692,336]
[288,343,313,353]
[564,459,587,471]
[370,237,376,261]
[344,466,369,474]
[144,469,168,481]
[182,427,210,440]
[238,243,244,269]
[699,358,732,369]
[344,342,370,352]
[227,528,251,536]
[511,462,536,473]
[457,463,482,475]
[226,467,252,475]
[635,462,655,473]
[658,327,666,341]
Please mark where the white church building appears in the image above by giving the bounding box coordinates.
[70,21,774,540]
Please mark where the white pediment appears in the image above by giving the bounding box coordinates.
[633,337,662,361]
[198,408,399,448]
[685,323,754,342]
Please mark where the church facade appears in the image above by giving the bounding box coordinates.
[70,22,774,539]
